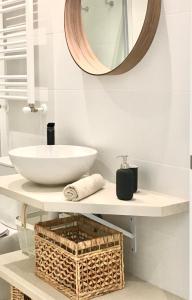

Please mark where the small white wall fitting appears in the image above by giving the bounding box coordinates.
[22,103,48,114]
[0,102,9,113]
[105,0,114,7]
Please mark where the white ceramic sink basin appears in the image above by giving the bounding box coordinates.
[9,145,97,185]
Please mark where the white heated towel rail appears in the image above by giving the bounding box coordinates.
[0,0,43,108]
[0,0,32,104]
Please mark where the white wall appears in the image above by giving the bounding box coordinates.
[189,1,192,299]
[7,0,190,299]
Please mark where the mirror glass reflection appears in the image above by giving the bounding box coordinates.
[81,0,148,69]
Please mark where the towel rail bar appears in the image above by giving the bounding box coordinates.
[6,22,26,28]
[0,54,26,59]
[0,95,27,100]
[0,0,24,7]
[0,75,27,79]
[0,82,27,86]
[0,88,26,93]
[0,47,26,54]
[0,24,25,34]
[6,11,37,22]
[0,3,25,13]
[0,31,26,39]
[0,40,26,46]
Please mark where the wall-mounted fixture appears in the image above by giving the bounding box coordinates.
[64,0,161,75]
[105,0,114,7]
[22,103,47,114]
[81,5,89,12]
[0,102,9,113]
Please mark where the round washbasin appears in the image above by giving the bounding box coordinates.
[9,145,98,185]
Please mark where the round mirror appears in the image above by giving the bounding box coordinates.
[64,0,161,75]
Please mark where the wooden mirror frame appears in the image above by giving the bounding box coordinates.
[64,0,161,75]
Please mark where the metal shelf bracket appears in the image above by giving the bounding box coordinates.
[83,214,137,253]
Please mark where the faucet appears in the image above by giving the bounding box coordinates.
[47,123,55,145]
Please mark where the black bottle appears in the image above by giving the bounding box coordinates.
[116,156,134,201]
[47,123,55,145]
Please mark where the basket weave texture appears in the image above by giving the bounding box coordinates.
[35,215,124,300]
[11,287,31,300]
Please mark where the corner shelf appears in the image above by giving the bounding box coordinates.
[0,174,188,217]
[0,251,183,300]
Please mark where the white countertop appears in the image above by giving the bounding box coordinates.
[0,174,188,217]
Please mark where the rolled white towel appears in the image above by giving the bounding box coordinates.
[64,174,105,202]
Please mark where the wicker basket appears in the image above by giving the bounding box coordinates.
[35,215,124,300]
[11,286,31,300]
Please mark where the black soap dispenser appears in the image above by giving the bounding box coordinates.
[116,155,134,201]
[47,123,55,145]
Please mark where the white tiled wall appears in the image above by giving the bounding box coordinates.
[8,0,190,298]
